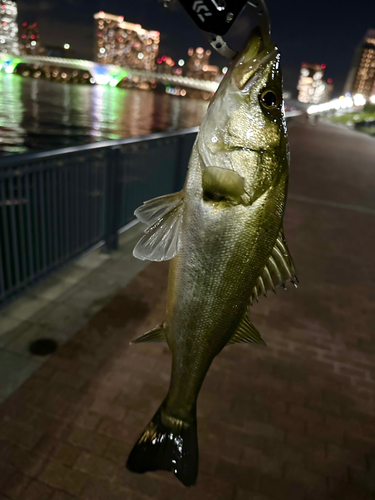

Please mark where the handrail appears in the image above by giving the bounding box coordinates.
[0,126,200,167]
[0,127,198,308]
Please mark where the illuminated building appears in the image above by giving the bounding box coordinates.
[297,63,328,104]
[344,30,375,99]
[19,22,44,55]
[0,0,19,55]
[156,55,175,74]
[322,78,334,102]
[94,11,160,70]
[186,47,219,81]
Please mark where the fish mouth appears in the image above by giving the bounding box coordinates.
[232,35,279,90]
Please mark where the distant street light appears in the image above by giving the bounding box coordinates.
[353,93,366,107]
[178,59,185,66]
[64,43,70,50]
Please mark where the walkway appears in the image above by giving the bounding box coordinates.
[0,119,374,499]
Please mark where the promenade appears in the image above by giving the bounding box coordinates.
[0,118,374,499]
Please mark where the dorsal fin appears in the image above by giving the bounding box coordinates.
[227,313,266,346]
[133,192,183,262]
[250,229,298,306]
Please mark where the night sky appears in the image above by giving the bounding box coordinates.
[17,0,375,96]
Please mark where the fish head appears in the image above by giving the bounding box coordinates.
[197,36,289,203]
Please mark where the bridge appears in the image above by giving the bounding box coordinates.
[0,53,219,92]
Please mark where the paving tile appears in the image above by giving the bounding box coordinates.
[103,439,131,464]
[0,421,43,450]
[74,451,117,480]
[0,122,374,498]
[0,463,16,489]
[234,489,271,500]
[66,426,110,455]
[53,265,92,285]
[18,480,53,500]
[60,287,116,316]
[50,442,81,467]
[72,409,102,431]
[80,477,133,500]
[0,350,41,401]
[30,303,84,332]
[4,323,58,358]
[2,471,31,499]
[33,278,76,303]
[39,460,88,496]
[0,442,49,479]
[0,315,23,340]
[50,493,78,500]
[76,251,109,270]
[2,296,50,322]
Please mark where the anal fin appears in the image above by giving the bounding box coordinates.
[130,324,166,345]
[227,314,266,346]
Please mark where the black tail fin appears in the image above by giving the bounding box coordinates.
[126,403,198,487]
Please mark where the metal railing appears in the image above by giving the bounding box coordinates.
[0,127,198,309]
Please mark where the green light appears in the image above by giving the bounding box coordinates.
[108,68,128,86]
[0,56,22,74]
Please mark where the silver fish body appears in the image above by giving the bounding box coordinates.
[127,37,297,487]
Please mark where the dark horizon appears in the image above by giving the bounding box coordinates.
[17,0,375,97]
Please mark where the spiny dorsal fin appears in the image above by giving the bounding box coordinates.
[250,229,298,306]
[227,314,266,346]
[133,192,183,262]
[130,324,166,345]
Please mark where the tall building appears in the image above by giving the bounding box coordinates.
[93,11,160,70]
[0,0,19,55]
[186,47,219,81]
[297,63,328,104]
[19,22,44,55]
[344,30,375,99]
[156,55,175,74]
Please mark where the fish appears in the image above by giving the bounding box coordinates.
[126,33,298,487]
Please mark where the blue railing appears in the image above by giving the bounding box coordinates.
[0,128,198,309]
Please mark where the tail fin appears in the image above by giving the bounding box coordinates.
[126,403,198,487]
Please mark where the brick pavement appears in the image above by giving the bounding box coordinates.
[0,120,375,499]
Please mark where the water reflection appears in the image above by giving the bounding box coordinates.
[0,74,25,153]
[0,74,208,155]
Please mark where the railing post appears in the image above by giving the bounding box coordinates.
[102,146,121,253]
[174,132,197,192]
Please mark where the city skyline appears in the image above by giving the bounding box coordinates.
[16,0,375,96]
[94,11,160,70]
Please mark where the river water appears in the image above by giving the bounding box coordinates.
[0,74,209,156]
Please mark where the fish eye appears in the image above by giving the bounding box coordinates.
[259,89,280,110]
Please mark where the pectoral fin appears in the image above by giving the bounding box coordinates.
[227,314,266,346]
[130,324,166,345]
[250,229,298,306]
[203,166,245,203]
[133,192,183,262]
